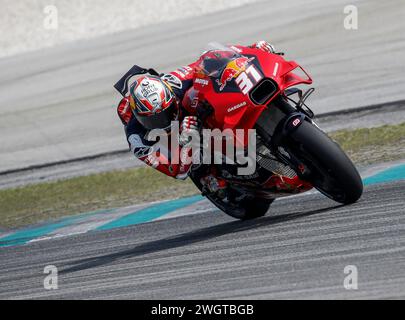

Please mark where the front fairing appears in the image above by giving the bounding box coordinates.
[192,43,266,133]
[188,43,313,136]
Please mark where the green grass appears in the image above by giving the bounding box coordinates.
[0,167,198,228]
[330,122,405,164]
[0,122,404,229]
[331,122,405,152]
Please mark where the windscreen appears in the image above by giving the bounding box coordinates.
[199,42,258,93]
[199,42,242,77]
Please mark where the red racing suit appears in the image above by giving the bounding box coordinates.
[117,41,274,180]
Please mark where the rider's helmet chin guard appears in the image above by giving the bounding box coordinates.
[129,75,179,131]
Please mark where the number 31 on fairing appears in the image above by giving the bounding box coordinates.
[235,65,263,95]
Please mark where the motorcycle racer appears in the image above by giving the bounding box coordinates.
[116,41,276,190]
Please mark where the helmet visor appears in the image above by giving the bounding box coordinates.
[134,99,178,130]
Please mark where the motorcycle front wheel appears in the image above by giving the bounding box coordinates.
[281,120,363,204]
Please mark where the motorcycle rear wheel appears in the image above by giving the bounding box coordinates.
[189,172,273,220]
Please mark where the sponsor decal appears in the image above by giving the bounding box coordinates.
[173,66,193,79]
[227,101,247,113]
[195,78,209,86]
[173,70,185,78]
[179,66,193,74]
[129,134,154,158]
[144,154,159,168]
[230,46,242,53]
[161,73,183,90]
[139,79,158,97]
[216,56,255,91]
[133,146,153,158]
[292,118,301,127]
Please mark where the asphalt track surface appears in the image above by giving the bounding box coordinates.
[0,180,404,299]
[1,0,405,172]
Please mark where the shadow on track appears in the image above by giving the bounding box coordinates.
[61,204,343,274]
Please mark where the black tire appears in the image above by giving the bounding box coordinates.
[189,170,273,220]
[240,197,273,220]
[286,120,363,204]
[205,193,273,220]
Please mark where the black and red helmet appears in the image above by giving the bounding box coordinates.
[129,75,178,130]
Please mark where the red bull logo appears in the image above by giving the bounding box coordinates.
[216,56,255,91]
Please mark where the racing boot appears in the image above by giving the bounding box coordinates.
[200,175,228,198]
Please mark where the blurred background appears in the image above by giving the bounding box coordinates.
[0,0,256,58]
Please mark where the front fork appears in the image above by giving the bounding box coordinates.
[257,108,314,181]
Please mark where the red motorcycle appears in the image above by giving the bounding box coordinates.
[182,43,363,219]
[114,43,363,220]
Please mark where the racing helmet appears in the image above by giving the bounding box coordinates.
[129,75,178,130]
